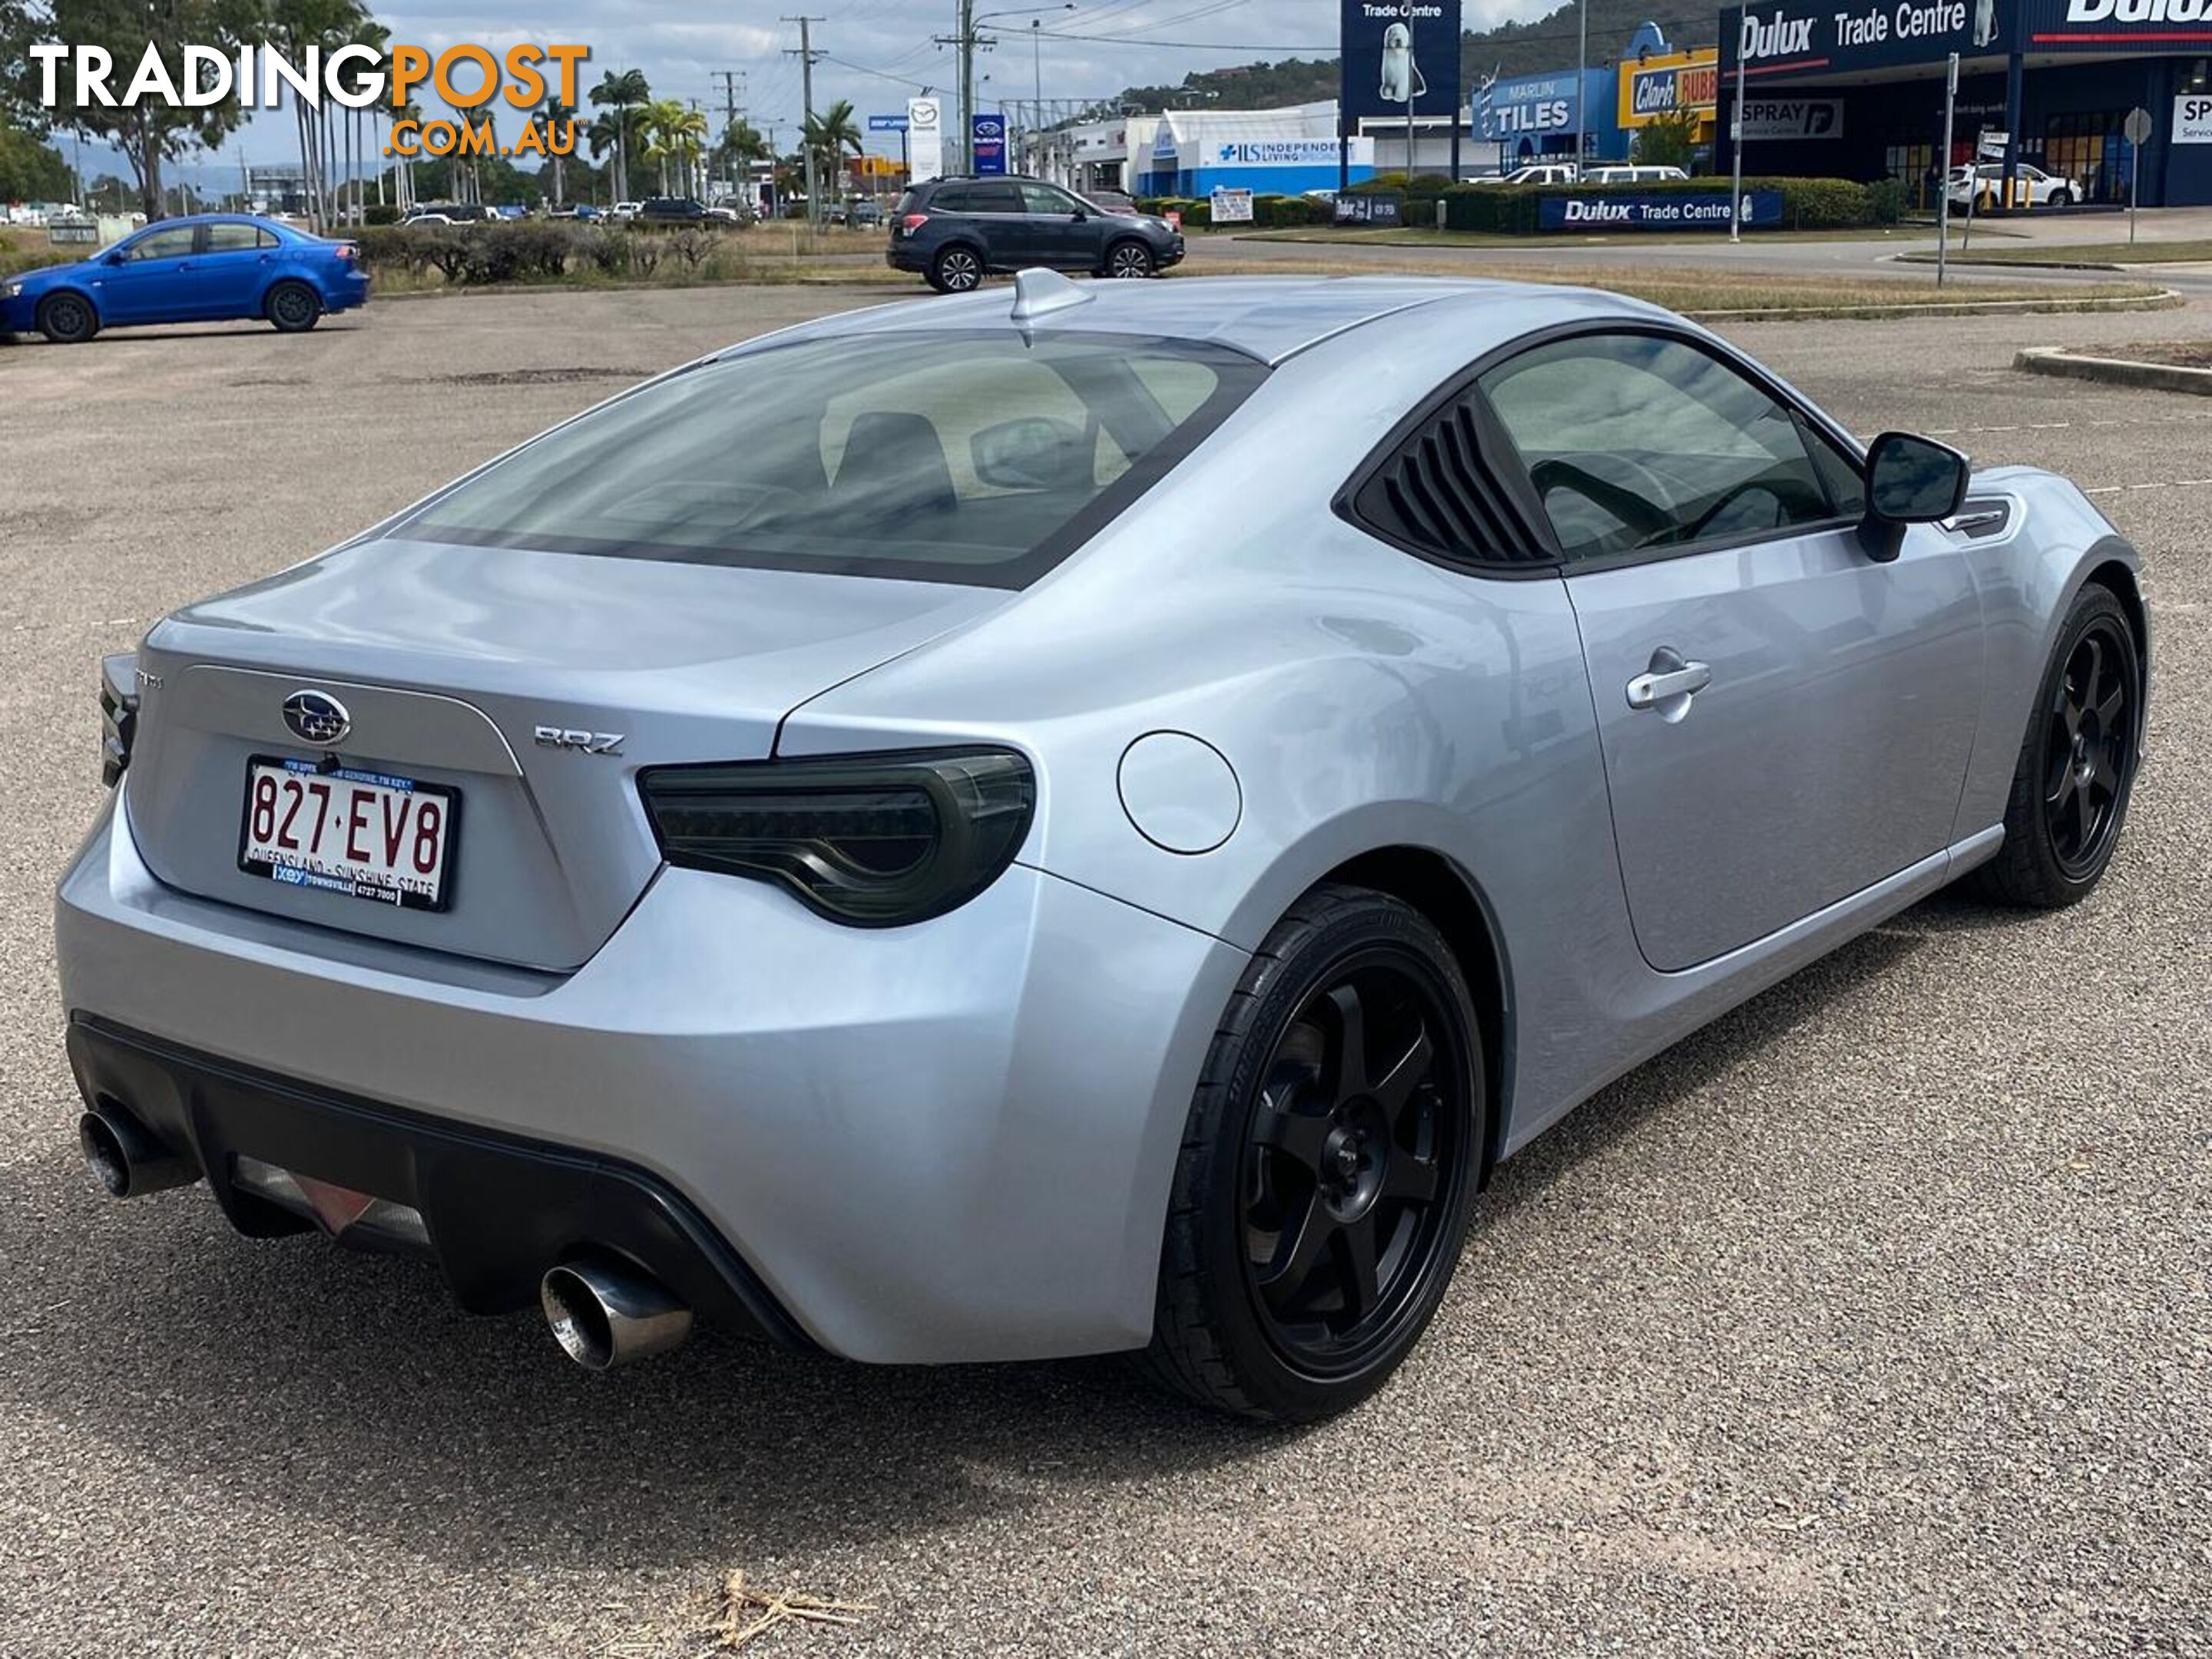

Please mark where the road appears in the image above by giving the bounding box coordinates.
[0,284,2206,1656]
[1190,205,2212,295]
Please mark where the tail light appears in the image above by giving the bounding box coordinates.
[334,242,359,260]
[99,653,138,788]
[639,748,1035,926]
[899,213,929,236]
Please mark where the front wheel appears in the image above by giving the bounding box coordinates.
[1141,883,1483,1422]
[927,245,984,293]
[1104,240,1156,280]
[266,281,322,333]
[36,292,97,344]
[2048,187,2074,207]
[1970,584,2141,907]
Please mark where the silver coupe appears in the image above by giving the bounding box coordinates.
[57,272,2148,1422]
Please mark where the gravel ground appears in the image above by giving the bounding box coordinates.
[0,282,2206,1657]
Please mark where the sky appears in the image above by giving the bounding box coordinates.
[71,0,1566,192]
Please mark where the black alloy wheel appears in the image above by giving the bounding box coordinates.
[1105,240,1154,280]
[2042,615,2133,879]
[929,246,983,293]
[1144,883,1482,1422]
[1972,583,2141,908]
[267,282,322,333]
[37,293,95,344]
[1240,958,1465,1371]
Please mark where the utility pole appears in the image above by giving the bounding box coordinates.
[1728,26,1747,243]
[784,16,826,224]
[1936,52,1957,286]
[961,0,975,172]
[1573,0,1587,177]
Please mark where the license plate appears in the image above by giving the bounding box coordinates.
[238,757,459,912]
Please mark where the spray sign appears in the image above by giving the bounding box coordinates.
[1339,0,1464,124]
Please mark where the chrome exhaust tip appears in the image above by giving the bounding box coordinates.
[78,1103,198,1199]
[541,1256,693,1371]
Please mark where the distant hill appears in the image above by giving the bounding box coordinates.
[1106,1,1720,113]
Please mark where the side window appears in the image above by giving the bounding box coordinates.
[1479,333,1851,563]
[1018,182,1078,215]
[930,184,972,211]
[124,227,196,262]
[969,181,1024,214]
[259,227,281,249]
[203,223,260,253]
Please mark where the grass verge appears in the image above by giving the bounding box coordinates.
[1232,224,1945,250]
[1897,237,2212,267]
[1163,257,2171,318]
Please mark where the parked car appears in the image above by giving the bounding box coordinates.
[888,174,1184,291]
[402,202,488,225]
[1584,164,1690,184]
[1083,189,1140,216]
[1,213,369,343]
[1948,161,2083,209]
[58,272,2146,1422]
[611,200,642,222]
[548,204,602,220]
[637,197,710,225]
[1493,163,1580,186]
[847,199,885,227]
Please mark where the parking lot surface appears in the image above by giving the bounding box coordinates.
[1,284,2206,1656]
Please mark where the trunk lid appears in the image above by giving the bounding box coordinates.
[122,538,1005,972]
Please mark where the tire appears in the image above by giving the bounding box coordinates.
[2048,187,2073,207]
[1104,239,1155,280]
[266,281,323,333]
[1141,882,1485,1423]
[1969,584,2141,908]
[36,292,97,345]
[927,245,984,293]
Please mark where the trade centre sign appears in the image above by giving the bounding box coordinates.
[1724,0,2010,78]
[1539,189,1784,228]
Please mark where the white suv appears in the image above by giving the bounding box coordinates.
[1948,163,2081,209]
[1584,164,1690,184]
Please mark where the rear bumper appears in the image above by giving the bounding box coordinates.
[884,240,929,273]
[57,791,1247,1363]
[67,1015,812,1343]
[323,270,372,312]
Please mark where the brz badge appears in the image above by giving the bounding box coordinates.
[535,726,626,755]
[282,689,350,747]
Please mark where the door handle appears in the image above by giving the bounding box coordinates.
[1625,651,1712,713]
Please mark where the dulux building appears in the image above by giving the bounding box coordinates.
[1718,0,2212,204]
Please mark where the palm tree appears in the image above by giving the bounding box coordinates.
[802,99,864,207]
[394,99,425,211]
[641,98,707,197]
[532,94,575,206]
[462,107,498,204]
[716,116,770,190]
[586,111,626,205]
[588,68,651,200]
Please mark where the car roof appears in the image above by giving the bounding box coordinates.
[735,274,1667,367]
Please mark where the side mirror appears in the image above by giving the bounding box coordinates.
[1866,431,1969,524]
[103,250,126,265]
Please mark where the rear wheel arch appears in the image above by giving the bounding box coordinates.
[2083,553,2149,710]
[1316,846,1512,1185]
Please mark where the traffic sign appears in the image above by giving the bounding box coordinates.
[2124,106,2154,146]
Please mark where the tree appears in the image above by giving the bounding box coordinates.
[714,116,768,197]
[801,99,863,200]
[641,98,707,197]
[530,94,574,206]
[1631,108,1699,172]
[21,0,256,219]
[588,68,650,200]
[0,118,72,200]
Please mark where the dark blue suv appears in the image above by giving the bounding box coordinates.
[887,175,1184,292]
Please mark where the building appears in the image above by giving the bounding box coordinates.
[1471,25,1693,171]
[1718,0,2212,207]
[1135,102,1376,196]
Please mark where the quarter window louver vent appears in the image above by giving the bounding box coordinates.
[1347,396,1545,568]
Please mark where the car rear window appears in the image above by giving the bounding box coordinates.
[391,331,1266,588]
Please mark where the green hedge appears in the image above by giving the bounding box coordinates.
[355,220,747,284]
[1432,175,1879,234]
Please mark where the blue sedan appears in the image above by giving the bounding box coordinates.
[0,214,369,344]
